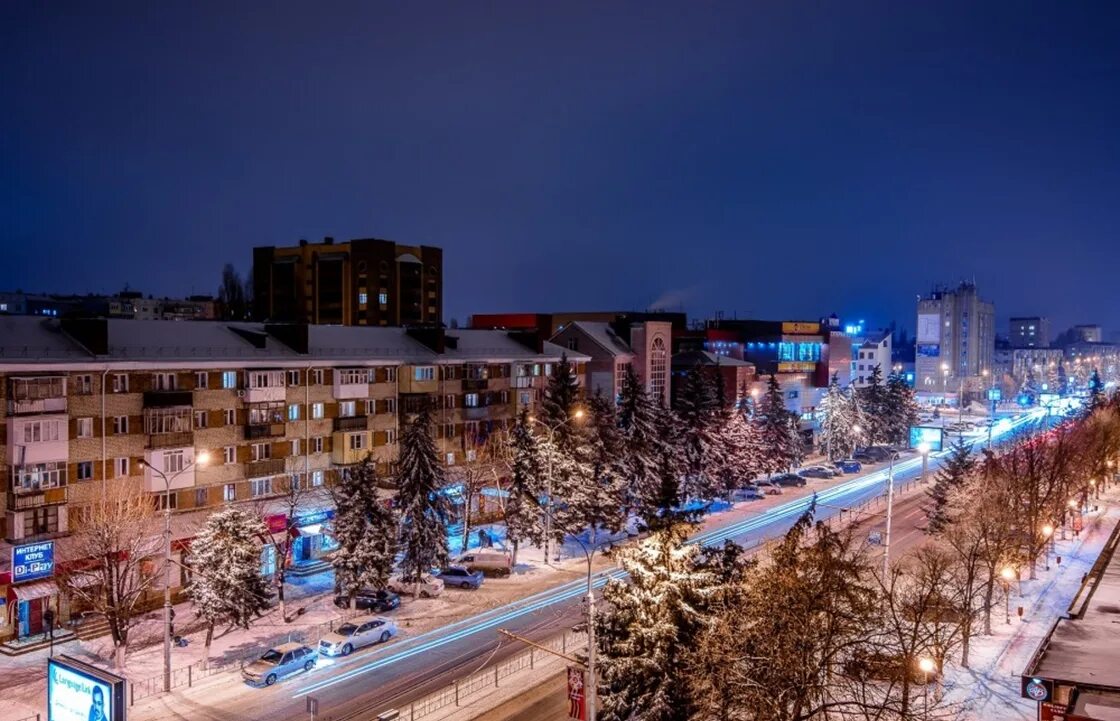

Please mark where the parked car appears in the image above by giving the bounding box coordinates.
[242,642,317,686]
[771,473,807,487]
[760,482,784,495]
[435,565,485,589]
[333,588,401,612]
[456,549,514,577]
[833,459,862,474]
[318,615,397,657]
[798,466,837,480]
[386,575,445,598]
[731,486,766,502]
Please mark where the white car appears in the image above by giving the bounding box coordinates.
[318,615,397,657]
[386,574,445,598]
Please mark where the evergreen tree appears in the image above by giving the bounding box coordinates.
[884,371,920,445]
[925,441,975,533]
[596,524,718,721]
[711,402,763,497]
[395,406,452,587]
[757,374,799,476]
[504,409,546,566]
[617,365,659,507]
[818,373,863,460]
[541,353,582,450]
[1089,369,1106,409]
[674,365,721,500]
[331,456,398,607]
[558,393,625,544]
[636,401,689,530]
[856,365,888,444]
[189,507,272,664]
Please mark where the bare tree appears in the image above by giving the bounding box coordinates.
[446,434,503,553]
[61,483,162,668]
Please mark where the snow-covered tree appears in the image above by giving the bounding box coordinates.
[925,441,975,534]
[617,365,659,507]
[756,374,801,476]
[635,401,687,530]
[541,353,582,450]
[503,408,546,565]
[1090,369,1107,410]
[596,523,718,721]
[710,402,763,496]
[395,406,452,588]
[884,371,920,445]
[558,393,625,544]
[331,455,398,607]
[674,365,722,500]
[817,372,864,460]
[856,365,889,445]
[189,506,272,665]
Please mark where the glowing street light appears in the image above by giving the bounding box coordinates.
[1000,566,1016,624]
[919,657,936,718]
[917,442,931,481]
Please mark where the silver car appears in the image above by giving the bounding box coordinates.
[242,642,317,686]
[318,615,398,657]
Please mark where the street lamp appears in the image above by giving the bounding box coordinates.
[139,449,210,693]
[918,657,936,719]
[917,442,930,482]
[1000,566,1016,624]
[529,409,585,565]
[1041,524,1053,570]
[881,429,896,581]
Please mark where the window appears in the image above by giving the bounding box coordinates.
[340,400,357,417]
[442,423,456,438]
[195,372,209,389]
[23,419,62,443]
[385,398,397,414]
[223,446,235,464]
[290,438,301,456]
[74,374,92,394]
[311,470,324,487]
[223,483,236,502]
[385,367,397,382]
[349,433,366,451]
[466,449,477,462]
[13,461,65,490]
[77,461,93,481]
[649,337,667,401]
[414,366,435,381]
[153,372,177,390]
[251,443,271,461]
[500,390,509,404]
[250,478,272,497]
[288,403,300,421]
[287,370,301,386]
[386,429,397,445]
[224,409,235,425]
[164,450,185,474]
[338,369,370,385]
[444,394,456,409]
[358,292,368,305]
[221,371,237,389]
[114,457,129,478]
[378,290,388,306]
[194,488,208,507]
[155,493,178,512]
[519,391,532,406]
[312,436,324,453]
[311,369,324,385]
[113,416,128,435]
[311,403,324,419]
[23,506,59,537]
[567,337,578,350]
[112,374,129,393]
[194,410,208,429]
[464,393,479,408]
[290,473,302,491]
[446,452,456,465]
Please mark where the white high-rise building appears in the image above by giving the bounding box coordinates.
[916,282,995,396]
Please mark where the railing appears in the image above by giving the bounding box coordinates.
[245,422,285,439]
[146,431,194,449]
[333,416,367,432]
[142,390,193,408]
[245,458,286,477]
[7,397,67,415]
[7,486,68,510]
[463,378,489,391]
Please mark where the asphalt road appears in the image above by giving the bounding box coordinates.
[134,409,1047,721]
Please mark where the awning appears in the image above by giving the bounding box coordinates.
[12,579,59,601]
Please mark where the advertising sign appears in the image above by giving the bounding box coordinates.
[1021,676,1053,702]
[917,314,941,343]
[909,426,944,452]
[781,321,820,335]
[48,656,126,721]
[777,362,817,373]
[916,344,941,358]
[12,540,55,584]
[987,387,1003,402]
[567,666,587,721]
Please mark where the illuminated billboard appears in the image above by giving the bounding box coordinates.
[917,314,941,344]
[987,388,1002,402]
[909,426,944,452]
[48,656,126,721]
[12,540,54,584]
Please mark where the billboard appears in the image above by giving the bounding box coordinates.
[48,656,126,721]
[917,314,941,343]
[987,387,1003,402]
[909,426,944,452]
[12,540,55,584]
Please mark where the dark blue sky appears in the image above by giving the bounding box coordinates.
[3,1,1118,335]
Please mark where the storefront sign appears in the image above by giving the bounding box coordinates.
[987,387,1003,401]
[12,541,55,584]
[777,362,817,373]
[1021,676,1053,702]
[295,509,334,528]
[781,322,820,335]
[48,655,126,721]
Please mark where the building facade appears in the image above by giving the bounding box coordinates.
[253,237,443,326]
[0,317,583,642]
[850,331,893,388]
[915,282,995,397]
[1009,316,1049,348]
[550,320,673,406]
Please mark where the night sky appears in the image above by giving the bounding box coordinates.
[3,1,1118,335]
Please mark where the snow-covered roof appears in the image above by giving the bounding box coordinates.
[562,321,633,357]
[672,350,754,369]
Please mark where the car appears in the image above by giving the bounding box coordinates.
[731,486,766,501]
[435,565,485,589]
[456,549,514,577]
[386,574,445,598]
[333,588,401,612]
[798,466,836,480]
[242,642,317,686]
[834,459,862,474]
[771,473,807,487]
[318,615,397,657]
[760,482,783,495]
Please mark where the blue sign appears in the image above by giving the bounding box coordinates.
[12,540,54,584]
[987,388,1002,401]
[294,509,334,528]
[909,426,944,452]
[48,655,127,721]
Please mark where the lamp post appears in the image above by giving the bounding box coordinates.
[1041,524,1053,571]
[529,409,584,565]
[1000,566,1015,624]
[882,436,896,581]
[917,442,930,482]
[139,449,209,693]
[918,657,935,719]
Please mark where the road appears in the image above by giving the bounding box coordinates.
[134,409,1048,721]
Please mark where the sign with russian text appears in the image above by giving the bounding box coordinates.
[48,655,126,721]
[781,322,820,335]
[567,666,586,721]
[12,540,55,583]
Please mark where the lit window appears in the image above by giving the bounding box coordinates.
[288,404,300,421]
[414,366,435,381]
[378,290,388,306]
[358,292,368,305]
[223,446,235,464]
[312,403,324,419]
[221,371,237,389]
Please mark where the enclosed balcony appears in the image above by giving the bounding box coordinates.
[245,402,285,438]
[8,416,69,466]
[7,376,67,416]
[245,457,286,478]
[144,407,194,449]
[333,415,368,432]
[245,370,286,403]
[333,368,371,400]
[7,486,68,511]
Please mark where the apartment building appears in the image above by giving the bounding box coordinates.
[0,317,585,642]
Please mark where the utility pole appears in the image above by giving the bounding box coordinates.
[882,454,895,580]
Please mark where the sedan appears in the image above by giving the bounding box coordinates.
[772,473,807,487]
[242,643,317,687]
[318,615,397,657]
[333,588,401,612]
[833,459,862,474]
[435,565,485,590]
[731,486,766,502]
[386,574,445,598]
[798,466,836,480]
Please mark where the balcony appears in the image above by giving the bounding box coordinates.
[245,386,285,403]
[147,431,195,449]
[463,378,489,392]
[7,376,67,416]
[245,458,286,478]
[7,397,67,416]
[143,390,193,408]
[463,405,492,420]
[7,486,68,511]
[334,416,367,432]
[245,422,286,439]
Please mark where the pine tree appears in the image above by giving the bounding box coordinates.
[396,406,452,588]
[1089,369,1106,409]
[711,402,763,496]
[636,401,688,530]
[757,374,799,476]
[332,456,398,607]
[925,440,975,533]
[541,353,582,450]
[617,365,659,507]
[674,365,721,500]
[856,365,888,445]
[504,408,546,565]
[596,524,718,721]
[884,371,920,445]
[189,507,272,664]
[818,372,863,460]
[561,393,625,544]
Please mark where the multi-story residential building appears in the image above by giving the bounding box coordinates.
[1073,325,1104,344]
[915,282,995,402]
[1010,316,1049,348]
[550,320,673,406]
[252,237,442,326]
[0,317,584,643]
[850,331,893,388]
[0,290,218,321]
